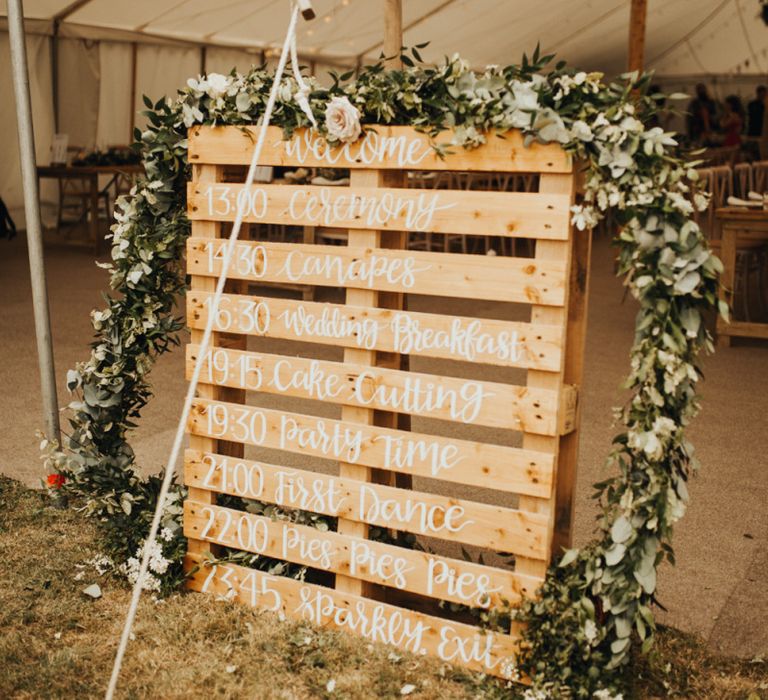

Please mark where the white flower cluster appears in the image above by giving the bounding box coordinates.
[120,535,173,592]
[498,657,521,681]
[184,72,236,125]
[552,70,600,101]
[593,690,625,700]
[75,554,114,581]
[180,69,321,129]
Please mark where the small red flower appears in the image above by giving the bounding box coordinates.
[47,473,66,489]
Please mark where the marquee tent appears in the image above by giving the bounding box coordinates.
[2,0,768,224]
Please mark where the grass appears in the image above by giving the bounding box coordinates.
[0,474,766,699]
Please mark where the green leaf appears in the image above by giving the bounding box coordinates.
[679,307,701,336]
[235,92,251,112]
[674,271,700,295]
[558,548,579,567]
[615,614,632,638]
[634,566,657,594]
[605,543,626,566]
[611,515,633,544]
[611,636,630,654]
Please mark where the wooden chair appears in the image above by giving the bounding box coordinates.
[56,177,111,238]
[733,162,753,199]
[701,165,765,320]
[703,145,739,167]
[751,160,768,194]
[56,145,111,238]
[707,166,733,241]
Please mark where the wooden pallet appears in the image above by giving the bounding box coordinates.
[182,125,591,680]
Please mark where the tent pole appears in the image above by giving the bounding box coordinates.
[628,0,648,73]
[51,20,60,131]
[7,0,61,444]
[383,0,402,69]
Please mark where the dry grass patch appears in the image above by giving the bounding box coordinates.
[0,475,765,699]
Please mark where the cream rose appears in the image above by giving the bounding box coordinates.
[205,72,230,98]
[324,96,361,143]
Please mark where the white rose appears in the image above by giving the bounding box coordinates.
[324,96,362,143]
[205,72,230,98]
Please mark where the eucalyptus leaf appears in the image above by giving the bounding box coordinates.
[634,566,657,594]
[674,270,701,295]
[610,515,633,544]
[558,548,579,567]
[615,614,632,639]
[604,543,626,566]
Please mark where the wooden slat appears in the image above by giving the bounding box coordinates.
[552,226,592,554]
[183,500,542,608]
[187,291,564,371]
[186,397,555,495]
[187,238,567,306]
[336,167,394,596]
[186,163,223,558]
[189,124,572,173]
[187,345,573,434]
[516,173,575,582]
[183,450,549,559]
[187,182,571,240]
[185,553,521,680]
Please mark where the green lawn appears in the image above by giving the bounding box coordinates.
[0,475,765,699]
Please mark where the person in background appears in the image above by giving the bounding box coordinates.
[687,83,717,144]
[721,95,745,147]
[747,85,766,137]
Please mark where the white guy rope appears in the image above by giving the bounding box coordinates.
[105,3,306,697]
[291,24,317,127]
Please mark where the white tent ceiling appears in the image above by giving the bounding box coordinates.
[2,0,768,76]
[2,0,768,226]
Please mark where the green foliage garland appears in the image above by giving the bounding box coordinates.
[45,48,722,696]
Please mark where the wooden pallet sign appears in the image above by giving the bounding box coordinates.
[183,125,591,680]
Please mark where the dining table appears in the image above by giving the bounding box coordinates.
[37,163,143,251]
[714,206,768,346]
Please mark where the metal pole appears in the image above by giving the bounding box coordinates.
[628,0,648,73]
[51,19,60,131]
[7,0,61,443]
